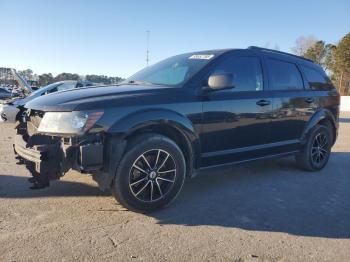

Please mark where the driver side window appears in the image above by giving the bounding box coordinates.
[211,56,263,92]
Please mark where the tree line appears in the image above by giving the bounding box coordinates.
[18,70,124,87]
[292,32,350,95]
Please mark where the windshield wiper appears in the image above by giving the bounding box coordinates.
[126,80,154,85]
[115,80,165,87]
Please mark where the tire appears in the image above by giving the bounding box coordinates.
[111,134,186,212]
[295,124,332,171]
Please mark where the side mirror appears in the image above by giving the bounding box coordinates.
[207,73,234,91]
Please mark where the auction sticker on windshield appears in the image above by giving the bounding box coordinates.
[189,54,214,60]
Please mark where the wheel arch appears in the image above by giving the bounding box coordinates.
[301,109,337,145]
[107,109,201,177]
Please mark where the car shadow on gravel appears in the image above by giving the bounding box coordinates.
[0,174,109,198]
[1,153,349,239]
[153,153,350,239]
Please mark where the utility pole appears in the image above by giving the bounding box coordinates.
[146,30,150,66]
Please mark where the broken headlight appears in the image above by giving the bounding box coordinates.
[38,111,103,135]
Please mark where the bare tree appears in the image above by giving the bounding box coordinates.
[291,35,318,56]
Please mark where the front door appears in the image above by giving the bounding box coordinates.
[200,55,273,167]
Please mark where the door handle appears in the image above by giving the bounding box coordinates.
[256,100,271,106]
[305,97,315,103]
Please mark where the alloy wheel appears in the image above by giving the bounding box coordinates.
[311,133,329,165]
[129,149,177,202]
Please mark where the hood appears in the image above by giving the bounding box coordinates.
[11,69,33,94]
[25,84,175,112]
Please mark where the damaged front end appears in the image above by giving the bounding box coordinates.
[13,109,124,190]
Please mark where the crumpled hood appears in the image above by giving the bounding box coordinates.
[25,84,174,112]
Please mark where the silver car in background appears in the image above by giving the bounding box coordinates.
[0,80,93,123]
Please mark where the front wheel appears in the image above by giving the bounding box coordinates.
[295,124,332,171]
[111,134,186,212]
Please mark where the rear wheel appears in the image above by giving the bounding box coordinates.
[111,134,186,212]
[295,124,332,171]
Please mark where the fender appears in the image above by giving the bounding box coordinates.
[108,108,201,168]
[300,108,337,143]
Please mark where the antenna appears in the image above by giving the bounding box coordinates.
[146,30,150,66]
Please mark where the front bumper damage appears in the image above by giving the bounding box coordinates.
[14,132,63,177]
[13,111,126,190]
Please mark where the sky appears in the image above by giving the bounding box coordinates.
[0,0,349,78]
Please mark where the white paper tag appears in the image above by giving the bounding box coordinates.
[189,54,214,60]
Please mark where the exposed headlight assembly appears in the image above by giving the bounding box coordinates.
[38,111,104,135]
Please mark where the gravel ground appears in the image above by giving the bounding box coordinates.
[0,113,349,262]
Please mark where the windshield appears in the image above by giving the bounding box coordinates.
[29,82,60,96]
[124,53,216,87]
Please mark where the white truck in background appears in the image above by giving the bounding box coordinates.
[341,96,350,111]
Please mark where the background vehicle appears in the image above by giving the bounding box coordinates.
[0,80,93,123]
[13,47,340,212]
[0,87,12,99]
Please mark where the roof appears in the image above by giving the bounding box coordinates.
[247,46,314,63]
[186,47,316,66]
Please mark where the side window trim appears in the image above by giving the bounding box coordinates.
[295,63,306,90]
[260,54,271,91]
[297,63,312,91]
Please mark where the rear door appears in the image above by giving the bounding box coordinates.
[266,57,315,152]
[299,64,339,122]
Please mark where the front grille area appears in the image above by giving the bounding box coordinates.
[30,115,42,128]
[15,109,59,147]
[26,110,44,136]
[27,121,39,136]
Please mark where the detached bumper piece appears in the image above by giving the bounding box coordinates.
[14,133,63,189]
[14,122,106,190]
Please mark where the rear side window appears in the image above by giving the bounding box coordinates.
[301,65,333,90]
[267,59,303,90]
[210,56,264,92]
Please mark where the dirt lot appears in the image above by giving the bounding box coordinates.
[0,113,349,262]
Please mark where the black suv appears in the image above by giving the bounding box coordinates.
[14,47,340,212]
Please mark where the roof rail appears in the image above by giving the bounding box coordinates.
[247,46,313,63]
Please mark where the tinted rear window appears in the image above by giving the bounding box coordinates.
[267,59,304,90]
[301,65,333,90]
